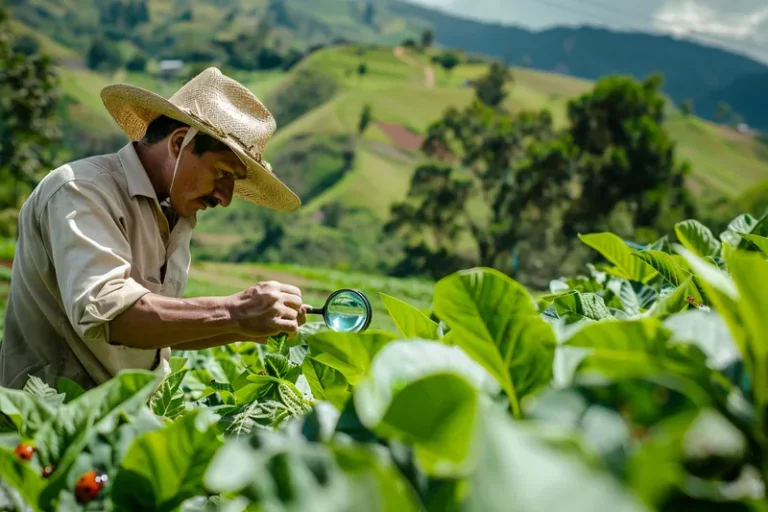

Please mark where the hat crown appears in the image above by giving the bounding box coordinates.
[168,67,277,160]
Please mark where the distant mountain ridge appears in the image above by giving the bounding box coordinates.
[391,0,768,130]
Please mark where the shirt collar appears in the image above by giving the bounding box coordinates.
[118,142,160,200]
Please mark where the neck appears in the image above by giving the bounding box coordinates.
[133,142,170,201]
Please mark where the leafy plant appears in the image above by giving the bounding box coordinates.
[3,211,768,510]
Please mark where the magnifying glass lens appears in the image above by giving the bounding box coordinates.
[325,291,369,333]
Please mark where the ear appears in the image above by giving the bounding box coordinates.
[167,127,190,160]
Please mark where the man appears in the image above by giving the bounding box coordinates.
[0,67,308,390]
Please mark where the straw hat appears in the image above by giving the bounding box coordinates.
[100,67,300,212]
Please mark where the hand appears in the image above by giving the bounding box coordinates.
[230,281,309,339]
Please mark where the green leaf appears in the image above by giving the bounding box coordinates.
[204,430,353,510]
[37,371,161,509]
[0,446,45,511]
[150,370,188,420]
[305,331,398,386]
[562,318,715,404]
[649,276,699,319]
[466,398,650,512]
[22,376,65,408]
[302,357,351,412]
[112,408,224,512]
[720,213,757,248]
[380,292,440,340]
[741,233,768,255]
[553,291,613,322]
[56,378,85,404]
[725,249,768,428]
[674,219,721,258]
[631,251,686,286]
[578,233,657,283]
[0,387,54,436]
[354,340,497,477]
[432,267,556,417]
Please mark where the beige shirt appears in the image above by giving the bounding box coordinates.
[0,142,195,390]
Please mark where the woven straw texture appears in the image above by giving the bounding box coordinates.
[100,67,301,212]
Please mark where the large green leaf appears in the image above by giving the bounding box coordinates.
[674,219,721,259]
[0,446,45,511]
[37,371,161,509]
[432,267,556,417]
[725,249,768,428]
[205,430,359,511]
[305,331,398,386]
[562,318,716,405]
[720,213,757,248]
[465,398,650,512]
[302,357,351,412]
[741,233,768,255]
[0,387,54,437]
[354,340,499,477]
[111,408,223,512]
[553,291,612,322]
[578,233,657,283]
[380,292,440,340]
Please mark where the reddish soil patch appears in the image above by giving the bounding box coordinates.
[376,121,453,161]
[377,121,424,152]
[0,259,13,269]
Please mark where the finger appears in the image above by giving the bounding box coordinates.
[275,282,302,297]
[297,309,306,327]
[281,293,303,311]
[273,318,299,337]
[278,305,298,321]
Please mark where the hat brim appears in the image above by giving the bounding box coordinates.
[100,83,301,213]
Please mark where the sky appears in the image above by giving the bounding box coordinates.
[406,0,768,64]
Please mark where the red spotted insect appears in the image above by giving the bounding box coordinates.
[74,471,109,504]
[14,442,35,461]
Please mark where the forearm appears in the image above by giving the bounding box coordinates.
[173,333,268,351]
[109,293,241,350]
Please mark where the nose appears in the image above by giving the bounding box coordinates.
[212,175,235,207]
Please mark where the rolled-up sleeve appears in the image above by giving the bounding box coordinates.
[40,177,152,345]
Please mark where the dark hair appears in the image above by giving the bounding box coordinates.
[140,115,231,155]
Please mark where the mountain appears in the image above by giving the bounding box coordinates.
[390,1,768,130]
[694,72,768,131]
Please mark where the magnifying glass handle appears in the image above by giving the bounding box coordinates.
[307,307,324,315]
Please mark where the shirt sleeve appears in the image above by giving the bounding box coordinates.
[40,177,152,345]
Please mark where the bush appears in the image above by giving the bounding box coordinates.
[265,67,339,128]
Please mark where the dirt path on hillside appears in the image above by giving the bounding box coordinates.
[393,46,435,89]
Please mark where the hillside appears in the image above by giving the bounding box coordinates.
[7,0,768,131]
[694,72,768,132]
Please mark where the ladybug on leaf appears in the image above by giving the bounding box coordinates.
[14,442,35,461]
[75,471,108,504]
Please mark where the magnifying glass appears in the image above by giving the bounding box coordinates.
[307,289,373,333]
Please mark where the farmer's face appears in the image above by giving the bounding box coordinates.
[167,129,245,217]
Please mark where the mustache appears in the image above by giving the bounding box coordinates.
[200,196,220,208]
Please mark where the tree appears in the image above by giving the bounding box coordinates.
[86,37,123,73]
[716,102,731,123]
[357,62,368,77]
[434,51,460,76]
[561,74,695,239]
[681,99,694,116]
[126,51,148,72]
[358,104,372,135]
[474,61,511,108]
[0,7,62,232]
[420,29,434,51]
[384,100,573,278]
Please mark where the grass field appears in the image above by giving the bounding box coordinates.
[0,256,434,336]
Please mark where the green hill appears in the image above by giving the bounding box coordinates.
[7,4,768,276]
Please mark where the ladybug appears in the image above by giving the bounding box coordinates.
[42,465,55,478]
[74,471,108,504]
[14,442,35,461]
